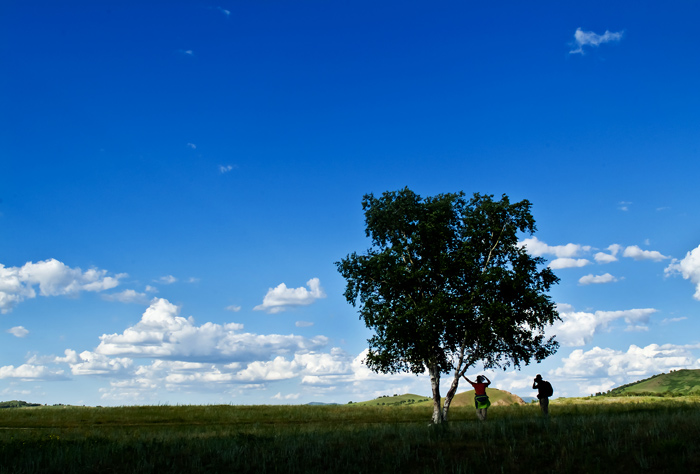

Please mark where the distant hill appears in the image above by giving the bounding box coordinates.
[603,369,700,397]
[0,400,42,409]
[348,389,526,407]
[348,393,431,406]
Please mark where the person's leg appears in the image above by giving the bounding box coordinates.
[476,409,485,421]
[540,398,549,416]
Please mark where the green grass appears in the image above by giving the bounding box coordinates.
[602,369,700,397]
[1,399,699,473]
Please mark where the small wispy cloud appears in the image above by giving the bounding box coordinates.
[570,28,624,55]
[219,165,234,174]
[225,305,241,312]
[102,289,150,305]
[158,275,177,285]
[178,49,194,56]
[295,321,314,328]
[217,6,231,17]
[187,143,196,149]
[618,201,632,211]
[7,326,29,338]
[579,273,618,285]
[661,316,687,325]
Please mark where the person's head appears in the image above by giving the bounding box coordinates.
[534,374,543,382]
[476,375,485,383]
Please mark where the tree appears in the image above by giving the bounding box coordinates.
[336,188,560,424]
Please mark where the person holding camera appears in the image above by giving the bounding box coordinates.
[532,374,553,416]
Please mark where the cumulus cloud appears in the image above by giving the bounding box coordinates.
[550,307,657,346]
[594,244,622,264]
[665,245,700,299]
[96,298,328,362]
[623,245,670,262]
[0,259,123,313]
[570,28,624,55]
[254,278,326,314]
[63,350,134,376]
[553,343,700,380]
[520,237,592,269]
[578,273,618,285]
[549,258,591,269]
[520,237,591,258]
[7,326,29,338]
[0,363,68,381]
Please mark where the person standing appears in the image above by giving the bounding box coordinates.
[464,375,491,421]
[533,374,553,416]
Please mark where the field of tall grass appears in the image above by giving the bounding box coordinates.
[1,397,698,473]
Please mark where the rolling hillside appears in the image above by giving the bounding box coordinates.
[605,369,700,396]
[348,388,526,407]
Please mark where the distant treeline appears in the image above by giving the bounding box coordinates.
[0,400,42,409]
[594,390,700,398]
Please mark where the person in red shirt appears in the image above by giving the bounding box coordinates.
[464,375,491,421]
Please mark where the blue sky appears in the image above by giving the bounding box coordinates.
[2,0,700,405]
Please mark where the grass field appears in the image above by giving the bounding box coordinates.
[1,397,699,473]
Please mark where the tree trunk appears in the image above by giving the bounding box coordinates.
[441,370,462,423]
[429,364,444,424]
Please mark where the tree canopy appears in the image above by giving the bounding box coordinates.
[336,188,560,423]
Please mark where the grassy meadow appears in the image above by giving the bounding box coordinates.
[1,397,699,473]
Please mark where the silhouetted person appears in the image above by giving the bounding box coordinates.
[464,374,491,421]
[533,374,553,416]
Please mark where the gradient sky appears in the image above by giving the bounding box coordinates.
[2,0,700,406]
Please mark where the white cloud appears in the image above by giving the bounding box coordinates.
[68,351,134,376]
[661,317,687,325]
[665,245,700,300]
[594,245,622,263]
[549,258,591,269]
[158,275,177,284]
[187,143,196,149]
[225,305,241,312]
[254,278,326,314]
[553,343,700,380]
[102,289,150,304]
[578,273,617,285]
[217,6,231,17]
[7,326,29,338]
[0,364,68,381]
[219,165,234,174]
[96,298,328,362]
[550,307,657,346]
[570,28,624,55]
[145,285,158,293]
[618,201,632,211]
[520,237,590,258]
[623,245,670,262]
[295,321,314,327]
[0,259,123,313]
[272,392,300,400]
